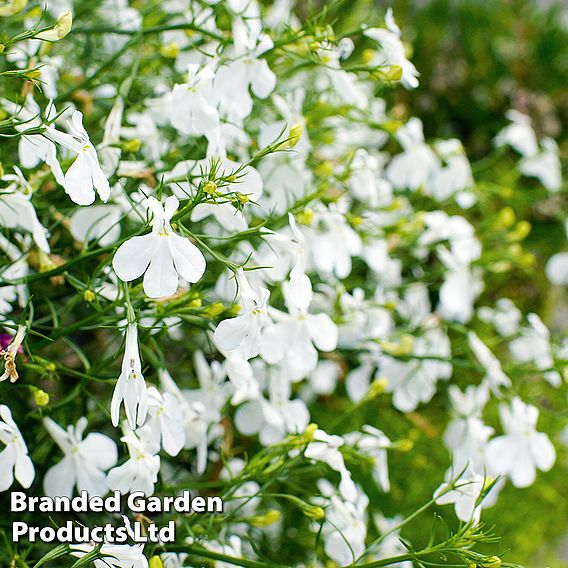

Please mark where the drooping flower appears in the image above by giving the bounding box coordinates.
[44,111,111,206]
[43,416,118,498]
[113,195,206,298]
[0,404,35,491]
[0,167,50,252]
[110,323,148,429]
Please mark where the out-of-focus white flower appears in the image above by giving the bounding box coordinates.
[111,323,148,429]
[235,371,309,445]
[520,137,562,192]
[477,298,522,337]
[113,196,206,298]
[0,95,64,184]
[171,64,219,135]
[0,167,50,252]
[0,404,34,491]
[319,481,368,566]
[468,332,511,394]
[305,429,357,501]
[486,397,556,488]
[386,118,437,190]
[43,417,117,498]
[509,314,561,387]
[364,8,419,90]
[546,252,568,285]
[494,110,538,157]
[345,425,392,492]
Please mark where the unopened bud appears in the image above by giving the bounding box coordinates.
[159,42,180,58]
[203,302,225,318]
[33,389,50,407]
[481,557,501,568]
[366,377,388,399]
[302,423,319,443]
[36,11,73,41]
[122,138,142,153]
[203,180,217,195]
[83,290,96,303]
[285,124,303,149]
[296,208,314,226]
[149,557,164,568]
[250,509,281,527]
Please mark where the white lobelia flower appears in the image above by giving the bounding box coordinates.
[546,251,568,286]
[261,281,338,383]
[159,368,222,474]
[69,203,122,247]
[213,18,276,121]
[444,385,493,475]
[385,118,437,191]
[112,195,206,298]
[304,204,363,279]
[71,542,148,568]
[171,64,219,135]
[486,397,556,488]
[305,429,357,501]
[437,245,483,324]
[0,95,65,184]
[214,269,270,360]
[0,167,50,252]
[509,313,561,387]
[234,370,310,445]
[43,417,118,498]
[107,425,160,496]
[320,481,368,566]
[477,298,522,337]
[342,428,390,498]
[467,332,511,395]
[144,386,186,457]
[494,110,538,157]
[434,474,485,524]
[519,137,562,192]
[111,323,148,429]
[380,327,452,412]
[44,111,111,206]
[363,8,419,89]
[345,426,392,492]
[0,404,35,491]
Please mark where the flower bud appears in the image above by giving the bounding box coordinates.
[83,290,96,303]
[36,11,73,41]
[250,509,281,527]
[481,557,501,568]
[366,377,388,399]
[33,389,50,407]
[203,180,218,195]
[296,208,314,225]
[285,124,303,148]
[149,557,164,568]
[160,42,180,58]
